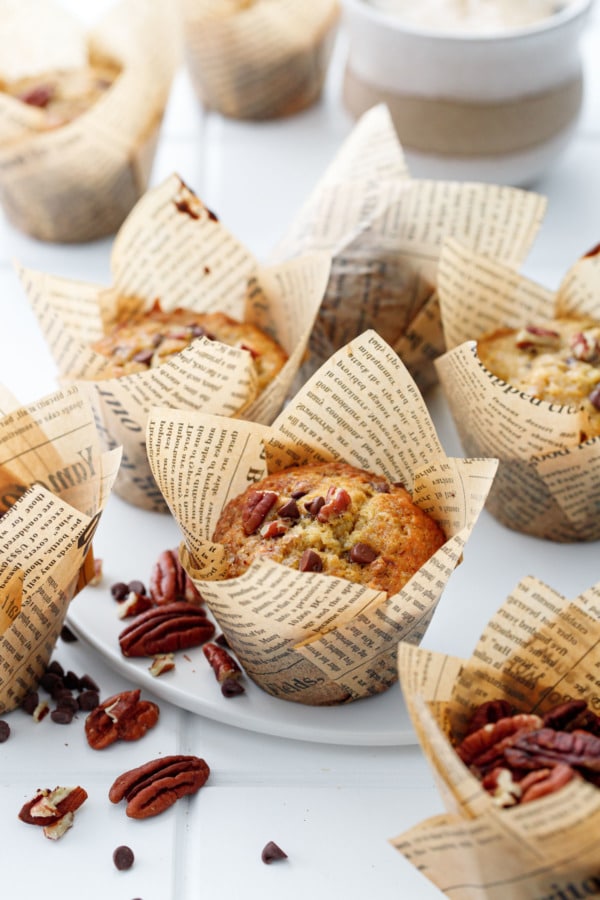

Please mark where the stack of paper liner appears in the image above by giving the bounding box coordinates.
[145,330,497,705]
[435,238,600,542]
[181,0,340,120]
[270,104,548,393]
[18,173,330,513]
[0,0,179,242]
[391,576,600,899]
[0,382,120,713]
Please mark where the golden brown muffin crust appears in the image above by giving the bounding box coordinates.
[91,302,288,392]
[477,316,600,437]
[212,461,446,596]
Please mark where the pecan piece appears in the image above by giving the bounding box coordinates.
[109,755,210,819]
[85,689,159,749]
[515,325,560,351]
[520,763,575,803]
[317,486,351,521]
[203,642,243,687]
[119,602,215,657]
[19,785,88,838]
[242,491,278,535]
[149,549,204,606]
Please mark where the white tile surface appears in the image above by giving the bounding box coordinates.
[1,3,600,899]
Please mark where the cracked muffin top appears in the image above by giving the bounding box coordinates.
[2,64,118,127]
[212,460,446,596]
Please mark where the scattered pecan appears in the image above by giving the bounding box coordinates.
[117,590,153,619]
[261,520,288,538]
[515,325,560,351]
[149,549,204,606]
[203,642,244,692]
[19,786,88,839]
[505,727,600,776]
[542,699,588,731]
[149,653,176,677]
[243,491,278,535]
[119,602,215,657]
[85,689,159,749]
[109,755,210,819]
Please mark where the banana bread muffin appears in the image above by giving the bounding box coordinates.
[2,64,118,127]
[91,302,288,392]
[212,460,446,595]
[477,316,600,437]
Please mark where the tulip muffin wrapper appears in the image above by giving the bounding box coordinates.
[19,174,331,512]
[146,330,497,705]
[0,384,120,712]
[182,0,340,120]
[269,104,547,392]
[0,0,179,242]
[391,575,600,899]
[435,237,600,541]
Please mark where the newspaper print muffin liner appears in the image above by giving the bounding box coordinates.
[146,330,497,706]
[269,104,547,392]
[18,174,331,512]
[182,0,340,120]
[391,575,600,899]
[0,383,120,712]
[0,0,179,242]
[435,238,600,542]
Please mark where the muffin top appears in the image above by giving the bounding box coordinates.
[477,316,600,438]
[2,64,118,127]
[212,460,446,596]
[91,302,288,392]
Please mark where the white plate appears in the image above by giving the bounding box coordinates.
[67,494,417,746]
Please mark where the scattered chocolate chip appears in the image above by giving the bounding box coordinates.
[21,691,39,715]
[132,348,154,366]
[55,692,78,712]
[0,720,10,742]
[46,660,65,678]
[79,675,100,693]
[39,672,63,696]
[299,549,323,573]
[60,625,78,643]
[261,841,288,864]
[63,671,82,690]
[78,690,100,711]
[290,488,309,500]
[215,633,230,648]
[51,708,75,725]
[113,845,135,870]
[111,582,130,601]
[221,678,245,698]
[278,499,300,519]
[349,542,378,565]
[128,580,146,596]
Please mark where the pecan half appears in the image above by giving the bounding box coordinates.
[203,642,243,685]
[519,763,576,803]
[119,602,215,657]
[505,727,600,776]
[242,491,278,535]
[465,699,514,736]
[149,549,204,606]
[456,714,543,767]
[109,755,210,819]
[85,689,159,749]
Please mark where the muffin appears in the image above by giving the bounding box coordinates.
[212,460,446,594]
[477,316,600,438]
[91,301,288,392]
[2,64,118,127]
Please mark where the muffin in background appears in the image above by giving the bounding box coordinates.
[182,0,340,119]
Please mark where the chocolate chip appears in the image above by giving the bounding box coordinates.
[132,348,154,366]
[221,678,245,697]
[21,691,39,715]
[111,582,130,601]
[215,633,230,648]
[371,481,390,492]
[60,626,78,644]
[261,841,288,864]
[299,549,323,573]
[79,674,100,693]
[78,690,100,711]
[304,496,325,517]
[39,672,64,696]
[0,720,10,742]
[46,660,65,677]
[128,580,146,596]
[55,690,78,710]
[349,543,378,565]
[113,845,135,870]
[290,488,309,500]
[278,499,299,519]
[63,671,82,690]
[189,324,207,338]
[51,707,74,724]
